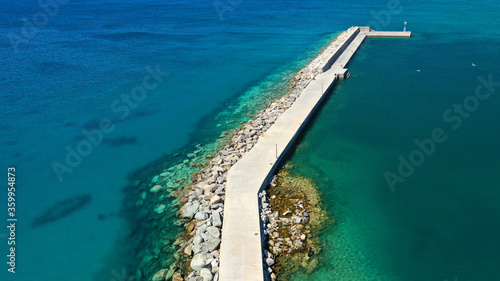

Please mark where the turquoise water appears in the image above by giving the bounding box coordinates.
[1,0,499,280]
[286,26,500,281]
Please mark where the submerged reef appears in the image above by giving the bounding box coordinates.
[261,168,327,281]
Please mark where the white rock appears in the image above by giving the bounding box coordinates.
[199,268,213,281]
[181,201,200,219]
[190,254,207,271]
[196,224,208,235]
[210,259,219,269]
[203,238,221,252]
[195,211,208,221]
[212,211,222,227]
[266,257,275,266]
[193,235,204,245]
[192,244,202,254]
[206,226,220,239]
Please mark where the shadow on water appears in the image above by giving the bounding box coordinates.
[32,194,92,228]
[102,136,138,147]
[81,109,158,131]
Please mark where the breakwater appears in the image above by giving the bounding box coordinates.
[154,26,410,281]
[218,27,409,281]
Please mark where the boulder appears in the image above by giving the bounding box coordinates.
[199,268,213,281]
[152,269,167,281]
[210,259,219,269]
[184,243,194,256]
[195,211,208,221]
[192,244,202,254]
[173,272,183,281]
[203,238,221,252]
[210,195,221,205]
[212,211,222,227]
[206,226,220,239]
[193,235,204,245]
[181,201,200,219]
[190,254,207,271]
[196,224,208,235]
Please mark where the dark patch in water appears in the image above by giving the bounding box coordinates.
[81,110,155,131]
[27,108,40,115]
[82,119,102,130]
[13,152,22,158]
[5,141,14,146]
[73,135,86,142]
[130,110,156,118]
[1,124,12,131]
[32,194,92,227]
[103,136,138,147]
[30,60,83,76]
[65,122,76,127]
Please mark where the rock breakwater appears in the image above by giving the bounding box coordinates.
[170,28,355,280]
[120,27,356,281]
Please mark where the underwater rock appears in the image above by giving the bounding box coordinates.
[154,204,166,214]
[150,185,164,193]
[32,194,91,227]
[152,269,167,281]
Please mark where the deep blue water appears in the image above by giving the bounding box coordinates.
[0,0,499,280]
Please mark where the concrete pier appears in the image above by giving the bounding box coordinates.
[219,26,410,281]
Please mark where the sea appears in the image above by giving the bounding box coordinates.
[0,0,499,280]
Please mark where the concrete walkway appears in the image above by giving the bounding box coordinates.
[366,31,411,37]
[219,27,410,281]
[219,67,339,281]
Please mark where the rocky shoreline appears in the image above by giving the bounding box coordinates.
[130,27,356,281]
